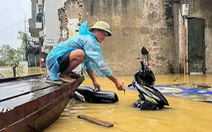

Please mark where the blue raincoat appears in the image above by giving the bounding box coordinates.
[46,20,113,80]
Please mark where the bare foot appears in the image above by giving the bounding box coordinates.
[59,74,76,83]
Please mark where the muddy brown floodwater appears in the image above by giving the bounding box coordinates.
[44,74,212,132]
[0,67,47,78]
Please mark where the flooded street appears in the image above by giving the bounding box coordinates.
[0,66,47,78]
[44,74,212,132]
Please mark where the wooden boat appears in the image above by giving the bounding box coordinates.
[0,74,84,132]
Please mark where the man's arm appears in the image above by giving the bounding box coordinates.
[87,71,101,90]
[107,75,125,91]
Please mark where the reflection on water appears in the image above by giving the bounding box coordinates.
[0,66,47,78]
[44,74,212,132]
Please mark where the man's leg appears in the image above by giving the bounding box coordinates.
[59,49,84,83]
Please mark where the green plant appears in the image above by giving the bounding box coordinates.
[0,44,24,77]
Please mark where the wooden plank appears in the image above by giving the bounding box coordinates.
[0,74,43,83]
[77,114,114,128]
[0,79,56,102]
[0,85,59,111]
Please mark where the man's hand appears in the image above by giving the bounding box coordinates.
[115,80,125,91]
[87,71,101,91]
[107,75,125,91]
[93,81,101,91]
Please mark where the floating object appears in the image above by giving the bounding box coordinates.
[129,84,212,103]
[77,114,114,127]
[74,86,119,103]
[155,84,212,103]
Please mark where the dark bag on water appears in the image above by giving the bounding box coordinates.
[74,86,119,103]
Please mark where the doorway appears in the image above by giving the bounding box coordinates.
[187,18,205,74]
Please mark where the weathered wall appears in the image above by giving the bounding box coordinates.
[62,0,174,76]
[185,0,212,73]
[58,0,212,75]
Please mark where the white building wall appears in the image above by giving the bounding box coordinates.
[43,0,66,50]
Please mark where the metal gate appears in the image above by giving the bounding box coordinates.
[188,18,205,74]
